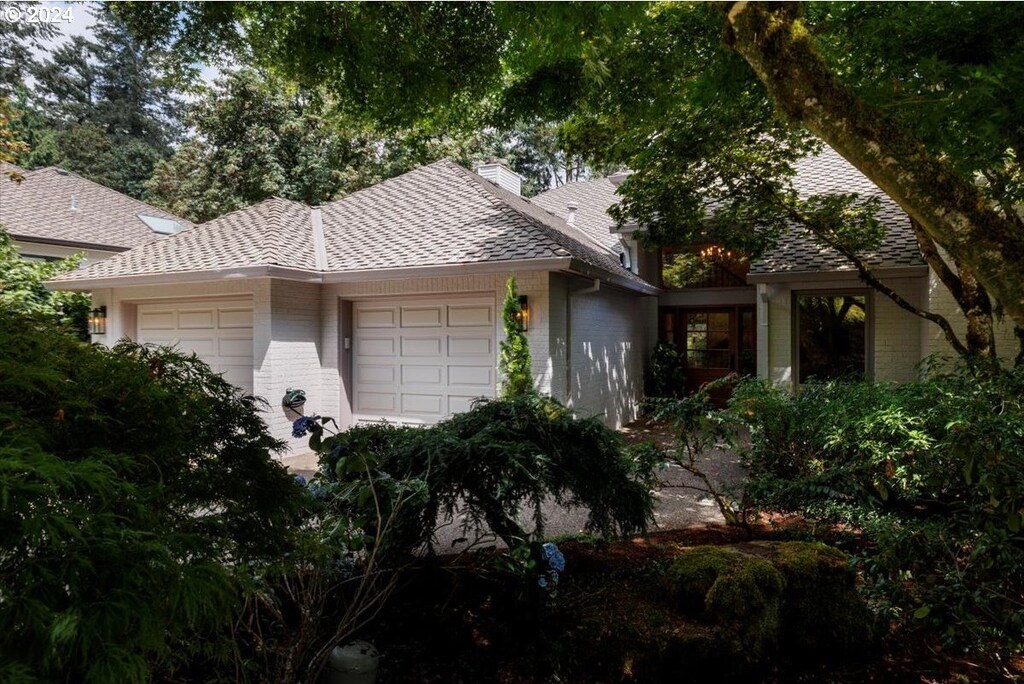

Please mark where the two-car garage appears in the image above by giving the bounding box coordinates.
[133,295,498,428]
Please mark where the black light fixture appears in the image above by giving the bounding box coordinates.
[88,306,107,335]
[516,295,530,332]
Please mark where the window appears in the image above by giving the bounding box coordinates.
[796,293,868,383]
[685,311,731,369]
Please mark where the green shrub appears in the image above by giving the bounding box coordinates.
[499,276,532,398]
[312,393,659,557]
[0,313,306,683]
[644,341,685,399]
[731,367,1024,655]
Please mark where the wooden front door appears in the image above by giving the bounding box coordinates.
[659,306,756,403]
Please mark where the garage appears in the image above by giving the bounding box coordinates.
[136,299,255,394]
[353,296,496,424]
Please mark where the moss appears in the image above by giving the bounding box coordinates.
[661,546,735,614]
[770,541,875,655]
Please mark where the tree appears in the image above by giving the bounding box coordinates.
[0,1,58,96]
[112,2,1024,358]
[0,225,90,337]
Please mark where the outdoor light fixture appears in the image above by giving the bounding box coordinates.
[517,295,530,332]
[88,306,107,335]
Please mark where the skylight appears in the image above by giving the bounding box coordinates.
[138,214,184,235]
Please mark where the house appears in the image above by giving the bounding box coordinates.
[0,163,192,263]
[44,150,1017,453]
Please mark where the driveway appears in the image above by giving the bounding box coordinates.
[283,417,747,550]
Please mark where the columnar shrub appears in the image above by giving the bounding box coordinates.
[499,275,532,398]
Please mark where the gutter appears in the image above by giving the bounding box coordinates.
[746,264,928,284]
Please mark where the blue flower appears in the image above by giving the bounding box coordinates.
[542,542,566,573]
[537,575,548,588]
[293,474,307,487]
[292,415,317,438]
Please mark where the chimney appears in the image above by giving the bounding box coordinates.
[475,157,523,197]
[566,201,579,226]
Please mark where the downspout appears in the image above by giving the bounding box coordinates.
[566,278,601,405]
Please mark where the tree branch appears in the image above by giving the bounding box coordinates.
[910,219,962,302]
[722,1,1024,329]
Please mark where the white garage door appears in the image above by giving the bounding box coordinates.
[136,299,255,394]
[353,296,496,424]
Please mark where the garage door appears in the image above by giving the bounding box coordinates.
[353,296,496,424]
[136,299,254,394]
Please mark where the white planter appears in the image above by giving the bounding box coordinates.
[322,640,380,684]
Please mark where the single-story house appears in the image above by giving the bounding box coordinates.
[44,150,1017,453]
[0,163,192,263]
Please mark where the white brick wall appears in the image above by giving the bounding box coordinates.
[926,271,1018,366]
[549,274,651,428]
[762,274,927,387]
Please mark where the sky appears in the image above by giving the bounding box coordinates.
[29,1,222,87]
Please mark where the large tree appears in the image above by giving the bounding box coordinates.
[112,2,1024,356]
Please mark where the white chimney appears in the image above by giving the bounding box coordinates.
[475,157,523,197]
[566,201,579,226]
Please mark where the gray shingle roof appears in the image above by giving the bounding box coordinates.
[532,146,924,276]
[52,197,315,281]
[531,177,623,253]
[749,148,924,274]
[51,160,648,289]
[0,165,193,249]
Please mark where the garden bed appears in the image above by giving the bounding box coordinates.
[367,522,1018,684]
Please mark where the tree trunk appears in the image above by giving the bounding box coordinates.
[722,2,1024,330]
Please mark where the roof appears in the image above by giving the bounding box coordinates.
[50,160,653,291]
[749,148,924,275]
[531,146,925,276]
[0,164,193,250]
[50,197,316,281]
[531,177,623,253]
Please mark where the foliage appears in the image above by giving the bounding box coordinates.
[0,2,59,95]
[0,313,306,683]
[647,379,744,525]
[731,369,1024,655]
[0,224,90,337]
[499,276,533,399]
[310,393,658,559]
[114,1,1024,334]
[644,341,685,399]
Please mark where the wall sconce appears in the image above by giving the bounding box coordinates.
[516,295,530,332]
[88,306,107,335]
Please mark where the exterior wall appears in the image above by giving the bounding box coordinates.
[926,270,1019,366]
[549,273,654,429]
[758,273,927,388]
[265,280,323,452]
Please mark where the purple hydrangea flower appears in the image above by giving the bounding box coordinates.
[293,474,307,487]
[292,415,317,438]
[542,542,565,573]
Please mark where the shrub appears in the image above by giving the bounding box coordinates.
[0,313,306,683]
[731,367,1024,655]
[499,276,532,398]
[644,341,686,399]
[312,393,659,559]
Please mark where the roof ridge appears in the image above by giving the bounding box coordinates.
[319,157,454,211]
[448,161,618,258]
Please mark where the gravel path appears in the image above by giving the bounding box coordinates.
[283,418,748,551]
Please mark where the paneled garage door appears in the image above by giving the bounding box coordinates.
[353,296,496,424]
[136,299,254,393]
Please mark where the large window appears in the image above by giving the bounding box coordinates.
[796,293,868,383]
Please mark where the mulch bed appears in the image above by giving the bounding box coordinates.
[366,522,1018,684]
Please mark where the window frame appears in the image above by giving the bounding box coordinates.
[791,288,874,385]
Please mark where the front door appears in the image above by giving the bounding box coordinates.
[659,306,756,403]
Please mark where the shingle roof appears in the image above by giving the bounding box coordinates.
[51,197,315,281]
[531,146,925,276]
[531,177,623,253]
[749,148,924,274]
[320,159,636,280]
[51,160,649,289]
[0,165,193,249]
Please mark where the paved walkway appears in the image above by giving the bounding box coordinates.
[282,416,747,549]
